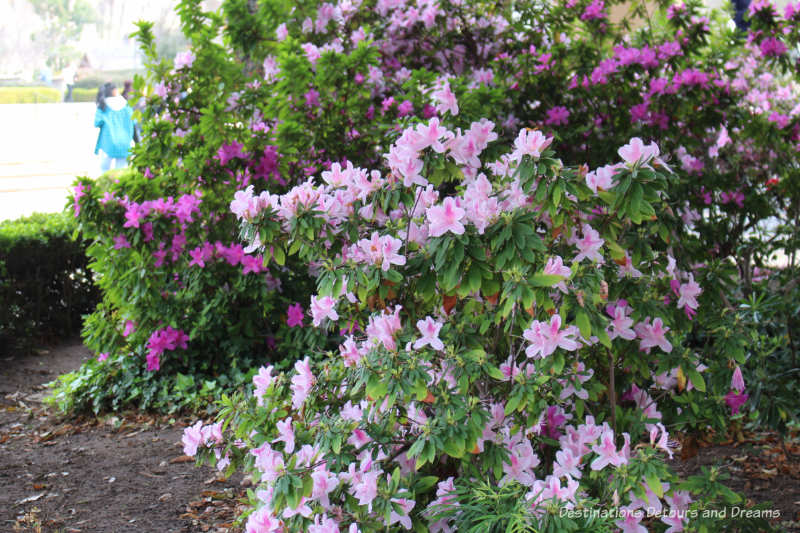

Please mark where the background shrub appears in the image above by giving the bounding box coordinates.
[0,87,62,104]
[0,212,98,355]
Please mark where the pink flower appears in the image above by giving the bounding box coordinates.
[635,317,672,353]
[573,224,604,263]
[543,256,571,293]
[366,306,402,351]
[618,137,661,168]
[676,275,702,317]
[523,314,580,359]
[97,352,109,362]
[590,430,627,470]
[308,514,340,533]
[310,295,339,326]
[607,302,636,341]
[274,417,295,453]
[251,443,284,481]
[290,357,315,410]
[123,320,136,337]
[311,468,339,508]
[553,448,582,479]
[510,129,553,161]
[351,469,381,509]
[731,365,745,392]
[585,165,616,194]
[388,497,415,529]
[649,423,673,458]
[413,316,444,351]
[253,365,274,406]
[174,50,196,70]
[182,421,204,456]
[616,507,647,533]
[426,197,466,237]
[287,303,305,327]
[379,234,406,271]
[432,81,458,116]
[245,507,281,533]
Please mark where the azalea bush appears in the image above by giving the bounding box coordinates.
[191,126,774,532]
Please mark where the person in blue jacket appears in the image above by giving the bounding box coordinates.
[94,82,135,172]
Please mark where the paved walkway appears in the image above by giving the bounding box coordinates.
[0,103,99,221]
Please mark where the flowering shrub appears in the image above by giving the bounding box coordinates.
[188,118,784,530]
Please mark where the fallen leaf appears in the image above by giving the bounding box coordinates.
[17,492,45,504]
[170,455,194,464]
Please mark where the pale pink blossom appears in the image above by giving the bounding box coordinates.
[426,197,466,237]
[274,417,295,453]
[573,223,604,263]
[290,357,315,410]
[310,295,339,326]
[413,316,444,351]
[523,314,581,359]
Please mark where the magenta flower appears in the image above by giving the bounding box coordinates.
[113,234,130,250]
[413,316,444,351]
[725,390,749,414]
[426,197,466,237]
[97,352,109,362]
[545,105,570,126]
[310,295,339,326]
[123,320,136,337]
[286,303,304,327]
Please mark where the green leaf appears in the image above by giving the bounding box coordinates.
[273,245,285,266]
[442,436,464,458]
[575,310,591,338]
[645,471,664,498]
[487,366,505,381]
[414,476,439,493]
[530,273,564,287]
[686,367,706,392]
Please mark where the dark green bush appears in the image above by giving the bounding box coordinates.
[0,212,98,354]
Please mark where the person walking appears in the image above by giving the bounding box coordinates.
[94,82,135,173]
[62,63,76,102]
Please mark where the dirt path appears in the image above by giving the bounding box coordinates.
[0,341,243,532]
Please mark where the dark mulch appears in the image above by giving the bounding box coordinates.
[670,433,800,532]
[0,340,246,533]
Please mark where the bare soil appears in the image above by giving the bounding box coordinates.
[0,341,244,533]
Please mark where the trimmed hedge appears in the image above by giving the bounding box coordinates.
[0,87,62,104]
[72,88,95,102]
[0,212,98,354]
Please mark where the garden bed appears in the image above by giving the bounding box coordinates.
[0,341,245,532]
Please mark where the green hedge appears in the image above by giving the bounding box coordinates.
[0,87,61,104]
[72,88,95,102]
[73,69,145,90]
[0,212,98,354]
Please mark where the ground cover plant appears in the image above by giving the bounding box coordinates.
[59,0,800,529]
